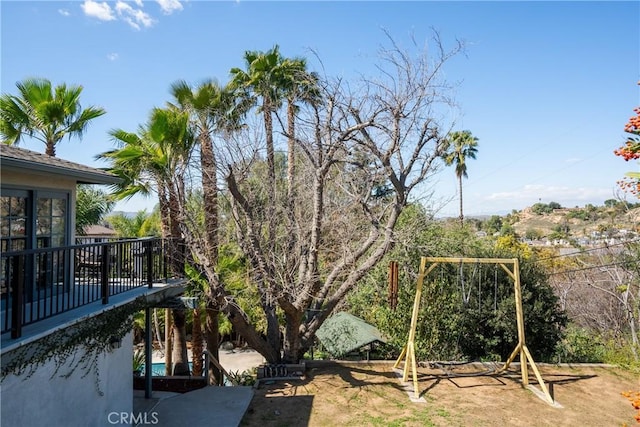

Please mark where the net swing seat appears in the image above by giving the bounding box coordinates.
[425,360,501,378]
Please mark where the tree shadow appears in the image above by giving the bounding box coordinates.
[417,366,598,399]
[241,395,313,426]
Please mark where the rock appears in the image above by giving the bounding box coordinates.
[220,341,235,350]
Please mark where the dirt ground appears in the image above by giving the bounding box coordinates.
[240,361,640,427]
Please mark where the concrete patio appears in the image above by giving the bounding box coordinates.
[132,348,265,426]
[133,386,254,427]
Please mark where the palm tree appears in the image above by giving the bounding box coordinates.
[443,130,479,224]
[170,79,245,384]
[1,78,105,156]
[99,107,192,241]
[229,46,291,357]
[98,107,193,375]
[229,46,286,201]
[75,185,114,235]
[279,57,321,210]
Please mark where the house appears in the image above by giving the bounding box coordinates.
[1,145,187,427]
[81,224,119,242]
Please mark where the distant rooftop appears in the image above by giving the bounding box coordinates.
[83,224,118,237]
[0,144,119,185]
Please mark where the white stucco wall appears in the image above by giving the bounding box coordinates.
[1,332,133,427]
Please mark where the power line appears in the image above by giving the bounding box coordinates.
[533,238,640,263]
[547,260,640,276]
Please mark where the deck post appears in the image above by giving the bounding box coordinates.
[145,306,153,398]
[145,240,153,289]
[11,256,25,339]
[101,245,110,304]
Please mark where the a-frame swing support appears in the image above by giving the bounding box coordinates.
[393,257,554,404]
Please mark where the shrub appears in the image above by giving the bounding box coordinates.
[554,325,606,363]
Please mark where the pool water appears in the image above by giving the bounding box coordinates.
[141,362,195,376]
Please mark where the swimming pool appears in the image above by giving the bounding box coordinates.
[141,362,196,376]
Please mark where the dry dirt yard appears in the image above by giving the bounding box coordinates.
[240,361,640,426]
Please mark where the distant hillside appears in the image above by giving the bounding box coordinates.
[511,204,640,240]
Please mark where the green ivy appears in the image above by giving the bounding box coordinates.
[1,299,146,396]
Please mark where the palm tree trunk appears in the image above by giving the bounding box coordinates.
[191,307,204,376]
[199,131,219,261]
[157,185,171,240]
[458,175,464,225]
[287,100,296,208]
[45,140,56,157]
[171,309,190,375]
[205,302,221,385]
[153,309,163,352]
[199,129,223,384]
[263,99,277,247]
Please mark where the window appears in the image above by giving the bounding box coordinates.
[36,194,67,249]
[1,188,71,299]
[1,189,70,251]
[1,192,28,253]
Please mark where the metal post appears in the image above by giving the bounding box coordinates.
[11,256,25,339]
[145,240,153,289]
[101,246,110,305]
[145,306,153,399]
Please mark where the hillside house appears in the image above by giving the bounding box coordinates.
[1,145,187,427]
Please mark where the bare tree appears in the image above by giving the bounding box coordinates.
[172,32,464,363]
[547,243,639,360]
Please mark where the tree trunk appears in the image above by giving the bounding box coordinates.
[45,140,56,157]
[171,309,190,375]
[458,175,464,225]
[153,309,163,352]
[164,308,172,375]
[287,100,296,210]
[167,184,184,277]
[204,302,221,385]
[282,310,303,363]
[264,303,281,362]
[157,185,171,240]
[191,307,204,376]
[199,131,219,261]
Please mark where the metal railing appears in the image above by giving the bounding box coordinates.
[1,238,184,339]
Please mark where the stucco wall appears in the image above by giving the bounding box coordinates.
[1,332,133,427]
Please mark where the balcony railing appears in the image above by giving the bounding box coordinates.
[1,238,185,339]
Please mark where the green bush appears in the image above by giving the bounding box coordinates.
[602,338,640,372]
[348,210,566,363]
[554,325,606,363]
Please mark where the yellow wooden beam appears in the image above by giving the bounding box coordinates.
[423,257,517,264]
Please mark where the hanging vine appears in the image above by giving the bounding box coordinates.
[1,299,147,396]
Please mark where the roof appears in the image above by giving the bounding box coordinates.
[82,224,118,237]
[0,144,120,185]
[315,312,387,357]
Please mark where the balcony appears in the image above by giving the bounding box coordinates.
[1,238,186,341]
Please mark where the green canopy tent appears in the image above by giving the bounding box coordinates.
[315,312,387,359]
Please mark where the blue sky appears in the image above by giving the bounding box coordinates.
[2,1,639,217]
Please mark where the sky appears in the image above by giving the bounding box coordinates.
[1,1,639,217]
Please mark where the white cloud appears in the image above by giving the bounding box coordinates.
[483,184,614,209]
[58,9,71,17]
[156,0,183,15]
[107,53,119,61]
[81,0,115,21]
[81,0,181,30]
[115,1,155,30]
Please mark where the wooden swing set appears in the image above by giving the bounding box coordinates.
[393,256,555,404]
